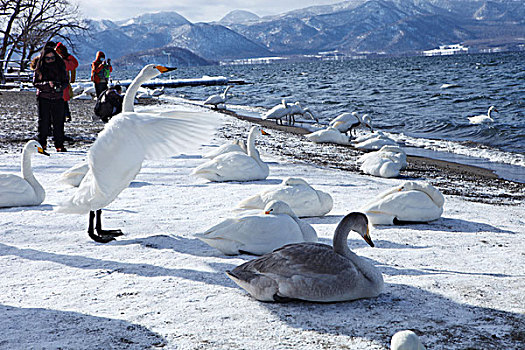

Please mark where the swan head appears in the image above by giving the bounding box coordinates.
[337,212,373,247]
[282,177,309,186]
[250,125,270,136]
[264,200,296,216]
[136,64,176,82]
[281,99,288,108]
[391,330,425,350]
[25,140,50,156]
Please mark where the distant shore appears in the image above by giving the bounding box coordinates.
[1,90,523,204]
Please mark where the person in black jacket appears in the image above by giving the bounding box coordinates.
[31,44,69,152]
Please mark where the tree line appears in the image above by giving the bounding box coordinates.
[0,0,88,83]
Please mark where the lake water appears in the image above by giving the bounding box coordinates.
[108,52,525,182]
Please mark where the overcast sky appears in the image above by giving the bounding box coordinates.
[75,0,344,23]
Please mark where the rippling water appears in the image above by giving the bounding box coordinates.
[111,51,525,181]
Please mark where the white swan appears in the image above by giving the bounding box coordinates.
[262,99,289,125]
[391,330,425,350]
[60,64,181,187]
[191,125,269,182]
[305,127,351,145]
[0,140,49,208]
[468,106,498,124]
[58,64,218,243]
[236,177,333,217]
[354,131,398,150]
[329,112,360,135]
[226,212,383,302]
[204,85,232,109]
[203,125,266,159]
[286,102,318,125]
[195,200,317,255]
[360,181,444,225]
[358,145,407,178]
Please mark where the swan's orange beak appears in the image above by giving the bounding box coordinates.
[261,130,270,136]
[38,147,50,156]
[156,65,177,73]
[265,210,271,214]
[363,227,374,247]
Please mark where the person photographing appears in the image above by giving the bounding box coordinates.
[91,51,112,98]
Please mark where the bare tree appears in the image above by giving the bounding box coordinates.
[0,0,87,82]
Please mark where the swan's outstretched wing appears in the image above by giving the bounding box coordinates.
[60,110,218,213]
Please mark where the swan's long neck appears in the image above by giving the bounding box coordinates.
[246,128,261,161]
[487,107,494,119]
[123,74,148,112]
[21,147,45,202]
[332,214,383,285]
[222,85,231,98]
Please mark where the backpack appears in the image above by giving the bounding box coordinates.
[93,90,113,120]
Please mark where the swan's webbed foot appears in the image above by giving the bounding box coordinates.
[97,228,124,237]
[87,210,123,243]
[88,230,115,243]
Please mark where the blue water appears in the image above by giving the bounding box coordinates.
[107,51,525,181]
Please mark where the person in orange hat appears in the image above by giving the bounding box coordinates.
[91,51,112,98]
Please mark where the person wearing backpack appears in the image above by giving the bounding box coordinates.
[91,51,112,98]
[94,85,123,123]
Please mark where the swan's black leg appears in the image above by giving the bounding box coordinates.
[88,211,115,243]
[96,209,123,237]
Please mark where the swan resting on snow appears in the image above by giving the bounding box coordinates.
[358,145,407,178]
[195,200,317,255]
[236,177,333,217]
[360,181,444,225]
[305,127,351,145]
[192,125,270,182]
[468,106,498,124]
[0,140,49,208]
[391,330,425,350]
[226,212,383,302]
[57,64,218,243]
[203,125,267,159]
[353,131,398,151]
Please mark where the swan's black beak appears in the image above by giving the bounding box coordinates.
[156,66,177,73]
[363,227,374,247]
[38,147,50,156]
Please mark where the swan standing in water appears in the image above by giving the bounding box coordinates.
[204,85,232,109]
[468,106,498,124]
[0,140,49,208]
[58,64,217,243]
[361,181,444,225]
[391,330,426,350]
[192,125,270,182]
[226,212,383,302]
[236,177,333,217]
[195,200,317,255]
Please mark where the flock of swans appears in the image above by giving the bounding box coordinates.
[1,64,480,350]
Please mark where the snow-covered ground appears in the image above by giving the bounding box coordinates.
[0,109,524,349]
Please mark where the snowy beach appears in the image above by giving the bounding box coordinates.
[0,92,524,349]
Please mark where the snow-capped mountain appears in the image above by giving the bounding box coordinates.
[74,0,525,66]
[218,10,260,25]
